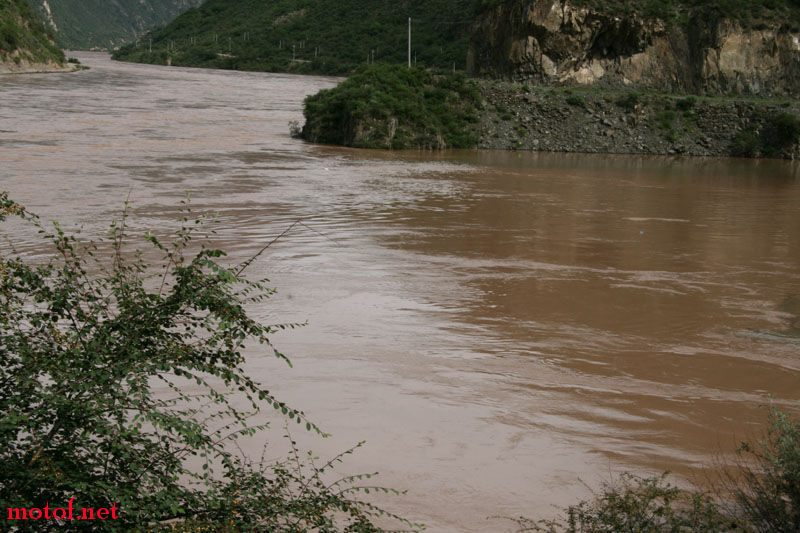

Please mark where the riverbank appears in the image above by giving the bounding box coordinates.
[299,70,800,158]
[476,80,800,159]
[0,0,70,75]
[0,58,80,74]
[4,52,800,531]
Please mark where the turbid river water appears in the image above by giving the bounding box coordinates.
[2,52,799,532]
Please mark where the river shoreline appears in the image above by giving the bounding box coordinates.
[107,55,800,159]
[5,51,800,532]
[0,60,81,75]
[475,80,800,159]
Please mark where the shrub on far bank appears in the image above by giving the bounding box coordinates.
[732,111,800,158]
[301,63,481,150]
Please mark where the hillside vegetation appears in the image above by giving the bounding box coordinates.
[0,0,64,68]
[475,0,800,29]
[112,0,475,75]
[25,0,203,49]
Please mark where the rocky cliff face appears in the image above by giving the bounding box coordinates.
[468,0,800,97]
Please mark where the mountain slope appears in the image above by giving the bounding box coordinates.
[26,0,204,49]
[112,0,475,75]
[1,0,66,72]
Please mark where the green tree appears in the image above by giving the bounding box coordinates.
[301,63,481,149]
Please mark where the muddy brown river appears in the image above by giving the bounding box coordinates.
[2,52,799,532]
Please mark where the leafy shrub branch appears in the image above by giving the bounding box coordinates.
[0,192,418,532]
[505,403,800,533]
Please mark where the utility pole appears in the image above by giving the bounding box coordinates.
[408,17,411,68]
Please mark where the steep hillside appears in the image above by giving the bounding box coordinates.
[1,0,66,72]
[26,0,203,49]
[112,0,475,75]
[469,0,800,96]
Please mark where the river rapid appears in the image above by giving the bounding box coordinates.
[2,52,799,532]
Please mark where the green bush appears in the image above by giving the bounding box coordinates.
[731,129,761,157]
[0,193,417,532]
[515,473,729,532]
[657,109,676,129]
[734,405,800,532]
[730,111,800,158]
[760,112,800,157]
[515,404,800,532]
[565,93,587,108]
[676,95,697,112]
[615,92,641,112]
[301,63,481,149]
[655,108,678,141]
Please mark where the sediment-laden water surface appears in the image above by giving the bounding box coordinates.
[2,52,799,532]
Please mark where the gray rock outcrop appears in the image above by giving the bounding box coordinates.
[468,0,800,97]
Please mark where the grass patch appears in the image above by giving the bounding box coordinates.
[656,108,678,141]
